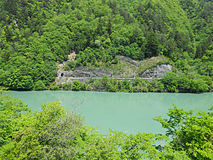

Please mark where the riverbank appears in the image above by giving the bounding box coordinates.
[2,72,212,93]
[50,72,212,93]
[51,55,212,93]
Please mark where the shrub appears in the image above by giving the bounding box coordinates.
[49,82,59,90]
[72,80,81,91]
[149,79,165,92]
[62,82,72,90]
[190,79,209,93]
[162,72,178,92]
[34,80,46,90]
[178,74,191,92]
[102,75,109,87]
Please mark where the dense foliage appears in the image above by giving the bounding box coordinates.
[0,92,212,159]
[0,0,212,90]
[155,106,213,160]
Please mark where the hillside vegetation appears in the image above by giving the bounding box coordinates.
[0,0,212,90]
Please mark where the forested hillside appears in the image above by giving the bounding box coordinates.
[0,0,212,90]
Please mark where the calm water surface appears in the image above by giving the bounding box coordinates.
[10,91,213,134]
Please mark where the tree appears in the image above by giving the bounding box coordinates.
[162,72,178,92]
[145,32,160,58]
[72,80,81,91]
[0,94,29,146]
[155,106,213,160]
[34,80,46,90]
[5,70,34,90]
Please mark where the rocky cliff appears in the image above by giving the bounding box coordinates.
[140,64,172,78]
[56,56,172,84]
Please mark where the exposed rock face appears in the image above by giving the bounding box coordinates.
[55,56,172,84]
[56,66,113,83]
[117,56,140,66]
[73,66,112,77]
[68,52,76,61]
[140,64,172,78]
[57,71,72,77]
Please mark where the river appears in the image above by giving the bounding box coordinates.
[10,91,213,134]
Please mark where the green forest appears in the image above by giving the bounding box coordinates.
[0,0,212,92]
[0,91,212,159]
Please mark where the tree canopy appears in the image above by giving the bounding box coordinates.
[0,0,212,90]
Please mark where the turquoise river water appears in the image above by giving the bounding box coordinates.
[10,91,213,134]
